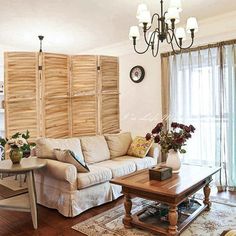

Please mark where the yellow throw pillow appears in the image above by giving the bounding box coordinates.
[127,136,153,158]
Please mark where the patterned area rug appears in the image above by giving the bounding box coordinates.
[72,198,236,236]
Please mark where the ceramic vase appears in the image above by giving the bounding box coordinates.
[166,149,181,173]
[10,148,23,164]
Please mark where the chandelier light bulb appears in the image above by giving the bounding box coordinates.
[186,17,198,33]
[136,3,148,19]
[165,8,180,25]
[138,10,151,25]
[129,26,140,40]
[169,0,182,12]
[175,27,186,40]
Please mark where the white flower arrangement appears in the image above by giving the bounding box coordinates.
[8,136,27,149]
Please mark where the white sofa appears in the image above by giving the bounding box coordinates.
[34,132,160,217]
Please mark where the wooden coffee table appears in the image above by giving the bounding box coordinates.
[110,165,221,236]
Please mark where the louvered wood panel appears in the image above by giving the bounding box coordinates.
[44,98,69,138]
[42,53,70,138]
[71,96,97,136]
[6,100,38,141]
[71,55,97,95]
[4,52,39,140]
[4,52,38,100]
[100,56,119,92]
[43,53,69,98]
[101,94,119,134]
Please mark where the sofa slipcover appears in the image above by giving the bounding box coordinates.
[77,165,112,189]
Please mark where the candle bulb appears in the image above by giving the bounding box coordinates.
[136,3,148,19]
[139,10,151,27]
[186,17,198,33]
[169,0,182,12]
[129,26,140,40]
[165,8,180,26]
[176,27,186,40]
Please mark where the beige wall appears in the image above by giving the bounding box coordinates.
[119,53,162,136]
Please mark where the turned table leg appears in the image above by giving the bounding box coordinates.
[168,206,179,236]
[123,194,132,228]
[203,183,212,210]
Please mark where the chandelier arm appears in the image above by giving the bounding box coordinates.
[146,13,160,31]
[144,29,159,46]
[170,29,195,50]
[166,28,174,44]
[144,31,151,46]
[133,42,151,54]
[152,36,161,57]
[169,37,179,54]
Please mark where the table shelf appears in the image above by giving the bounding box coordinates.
[0,193,30,212]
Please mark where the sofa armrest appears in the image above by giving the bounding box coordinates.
[147,143,161,163]
[40,159,77,184]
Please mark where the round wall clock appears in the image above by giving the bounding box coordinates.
[130,65,145,83]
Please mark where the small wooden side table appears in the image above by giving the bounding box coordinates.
[0,157,46,229]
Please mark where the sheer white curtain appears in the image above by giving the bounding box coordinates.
[168,44,236,191]
[169,48,222,166]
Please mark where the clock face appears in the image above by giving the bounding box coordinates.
[130,66,145,83]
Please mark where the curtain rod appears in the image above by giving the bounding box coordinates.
[161,38,236,58]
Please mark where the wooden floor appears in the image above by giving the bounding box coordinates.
[0,189,235,236]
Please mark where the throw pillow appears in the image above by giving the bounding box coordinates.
[105,132,132,158]
[127,136,154,158]
[36,137,85,161]
[80,136,110,164]
[54,149,89,173]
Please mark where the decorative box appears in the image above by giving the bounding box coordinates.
[149,166,172,181]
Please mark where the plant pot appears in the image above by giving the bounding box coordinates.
[10,148,23,164]
[166,149,181,173]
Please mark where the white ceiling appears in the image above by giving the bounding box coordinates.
[0,0,236,54]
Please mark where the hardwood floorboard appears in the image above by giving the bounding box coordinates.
[0,197,124,236]
[0,189,235,236]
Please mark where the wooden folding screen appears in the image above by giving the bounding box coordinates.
[4,52,119,140]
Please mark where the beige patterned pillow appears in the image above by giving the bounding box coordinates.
[127,136,154,158]
[54,149,89,173]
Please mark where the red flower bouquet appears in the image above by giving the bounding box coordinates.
[146,122,195,154]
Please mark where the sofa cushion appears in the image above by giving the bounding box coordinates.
[80,136,110,164]
[105,132,132,158]
[54,149,90,173]
[94,159,136,178]
[116,155,156,170]
[77,165,112,189]
[127,136,154,158]
[36,137,84,160]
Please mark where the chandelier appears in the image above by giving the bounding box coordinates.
[129,0,198,56]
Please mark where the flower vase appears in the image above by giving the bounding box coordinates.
[166,149,181,173]
[10,148,23,164]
